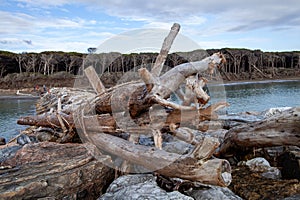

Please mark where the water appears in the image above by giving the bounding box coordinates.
[0,80,299,141]
[0,98,36,141]
[208,79,300,114]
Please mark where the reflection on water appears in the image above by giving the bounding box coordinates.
[208,80,300,114]
[0,99,36,141]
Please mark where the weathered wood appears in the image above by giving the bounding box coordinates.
[184,75,209,106]
[17,113,117,135]
[0,142,114,199]
[84,65,106,94]
[217,107,300,157]
[15,23,233,189]
[18,101,228,136]
[151,23,180,77]
[94,53,226,117]
[85,131,231,186]
[169,124,199,145]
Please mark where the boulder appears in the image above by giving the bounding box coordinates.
[245,157,281,179]
[99,174,193,200]
[0,142,114,199]
[186,186,243,200]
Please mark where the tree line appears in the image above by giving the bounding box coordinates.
[0,48,299,78]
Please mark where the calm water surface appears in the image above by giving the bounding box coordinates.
[0,79,299,141]
[0,98,36,141]
[208,79,300,114]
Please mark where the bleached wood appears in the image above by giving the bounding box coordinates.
[151,23,180,77]
[84,66,106,94]
[87,130,231,186]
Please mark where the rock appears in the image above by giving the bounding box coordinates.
[263,107,292,118]
[99,174,193,200]
[0,137,5,145]
[16,134,38,145]
[139,135,154,146]
[245,157,281,179]
[245,157,271,172]
[282,194,300,200]
[261,167,281,180]
[186,186,243,200]
[0,142,114,199]
[163,140,192,155]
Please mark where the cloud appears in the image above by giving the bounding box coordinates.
[77,0,300,31]
[0,39,31,45]
[0,10,97,35]
[2,0,300,52]
[0,11,34,34]
[11,1,300,33]
[15,0,72,7]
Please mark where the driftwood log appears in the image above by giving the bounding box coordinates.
[0,142,114,199]
[217,107,300,157]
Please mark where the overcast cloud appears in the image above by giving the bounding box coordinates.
[1,0,299,52]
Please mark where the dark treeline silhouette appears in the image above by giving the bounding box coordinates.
[0,48,299,78]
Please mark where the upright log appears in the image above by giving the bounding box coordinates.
[84,66,106,94]
[151,23,180,77]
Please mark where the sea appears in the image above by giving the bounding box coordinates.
[0,79,299,141]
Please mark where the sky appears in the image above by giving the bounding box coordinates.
[1,0,300,53]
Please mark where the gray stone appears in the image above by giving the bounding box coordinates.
[163,140,192,155]
[245,157,271,172]
[99,174,193,200]
[245,157,282,179]
[261,167,281,179]
[282,194,300,200]
[186,186,243,200]
[17,134,38,145]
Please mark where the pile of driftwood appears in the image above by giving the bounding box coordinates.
[16,23,300,191]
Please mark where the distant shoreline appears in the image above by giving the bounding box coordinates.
[0,77,299,99]
[220,76,300,85]
[0,95,40,100]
